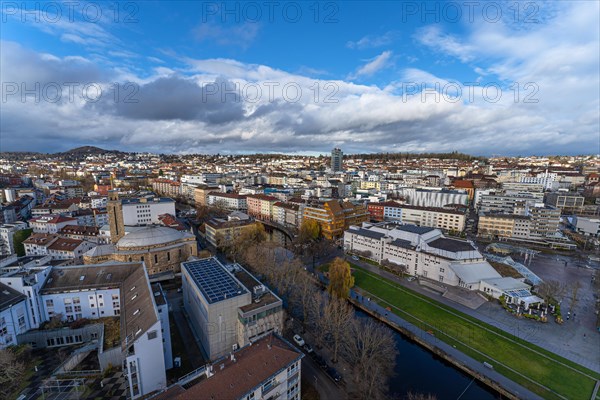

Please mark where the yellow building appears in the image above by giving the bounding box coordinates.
[303,201,368,239]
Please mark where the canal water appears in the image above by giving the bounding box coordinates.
[355,310,501,400]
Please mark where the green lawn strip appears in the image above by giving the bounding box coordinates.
[352,267,598,400]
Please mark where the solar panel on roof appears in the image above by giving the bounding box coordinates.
[183,258,247,304]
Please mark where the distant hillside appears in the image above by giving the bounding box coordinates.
[60,146,111,154]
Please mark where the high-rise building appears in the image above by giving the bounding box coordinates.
[331,148,343,172]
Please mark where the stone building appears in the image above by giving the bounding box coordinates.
[84,225,197,275]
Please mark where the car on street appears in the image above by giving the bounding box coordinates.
[326,366,342,383]
[351,255,359,261]
[303,343,314,354]
[310,352,328,369]
[293,334,305,347]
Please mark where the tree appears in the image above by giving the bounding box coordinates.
[323,296,354,363]
[405,393,438,400]
[13,228,33,257]
[343,318,396,400]
[0,348,26,398]
[327,257,354,299]
[289,271,318,327]
[535,280,566,304]
[299,219,320,243]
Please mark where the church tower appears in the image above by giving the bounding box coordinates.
[107,190,125,244]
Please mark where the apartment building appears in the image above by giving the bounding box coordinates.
[23,233,95,263]
[182,258,283,361]
[39,263,169,399]
[152,179,182,197]
[479,195,538,214]
[545,192,585,213]
[29,214,78,233]
[273,202,302,228]
[406,189,469,208]
[0,282,30,349]
[302,201,344,240]
[247,194,278,221]
[398,205,466,232]
[207,192,248,211]
[478,214,531,239]
[0,221,29,255]
[156,333,303,400]
[204,217,257,248]
[194,185,221,206]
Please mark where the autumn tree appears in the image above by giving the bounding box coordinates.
[327,257,354,299]
[343,318,396,400]
[298,219,320,243]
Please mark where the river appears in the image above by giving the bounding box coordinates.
[355,310,501,400]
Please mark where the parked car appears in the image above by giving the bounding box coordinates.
[303,344,314,354]
[310,352,327,369]
[351,255,359,261]
[177,288,182,293]
[326,366,342,383]
[293,334,305,347]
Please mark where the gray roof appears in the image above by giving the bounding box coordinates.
[396,225,435,234]
[117,226,193,248]
[353,228,386,240]
[389,238,414,249]
[0,282,27,312]
[428,238,475,252]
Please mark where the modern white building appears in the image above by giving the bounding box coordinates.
[344,222,535,300]
[573,216,600,237]
[182,258,283,361]
[121,197,176,226]
[405,188,469,208]
[39,263,170,399]
[207,192,248,211]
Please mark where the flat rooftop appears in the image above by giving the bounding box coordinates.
[183,258,248,304]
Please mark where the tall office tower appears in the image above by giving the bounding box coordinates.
[331,148,343,172]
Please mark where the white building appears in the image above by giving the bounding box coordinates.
[405,188,469,208]
[121,197,176,226]
[0,221,29,255]
[156,333,303,400]
[182,258,283,361]
[344,222,533,298]
[573,216,600,237]
[0,282,31,349]
[207,192,248,211]
[29,214,78,233]
[39,263,170,399]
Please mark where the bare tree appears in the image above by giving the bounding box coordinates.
[535,280,566,304]
[405,393,438,400]
[324,295,354,363]
[343,318,396,400]
[289,271,318,327]
[0,348,26,398]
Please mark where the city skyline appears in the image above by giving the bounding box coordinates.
[1,1,599,155]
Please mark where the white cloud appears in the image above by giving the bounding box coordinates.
[346,31,399,49]
[348,51,393,80]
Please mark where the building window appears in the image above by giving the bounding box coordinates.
[147,330,158,340]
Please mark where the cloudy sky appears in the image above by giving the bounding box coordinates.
[1,1,598,155]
